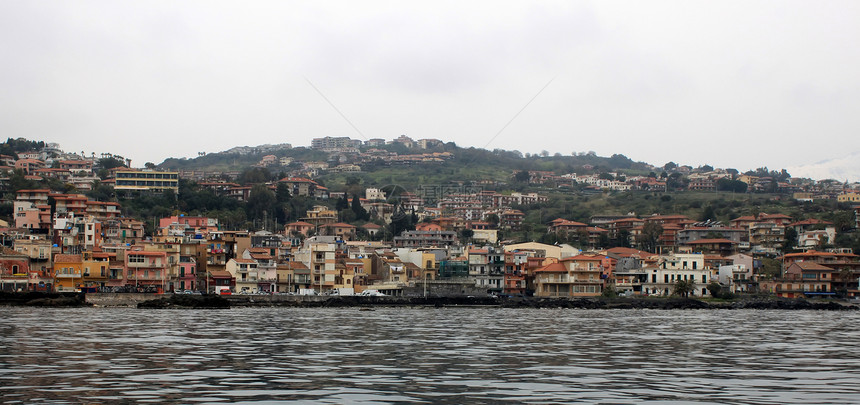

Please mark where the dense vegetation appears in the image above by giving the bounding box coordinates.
[3,137,859,252]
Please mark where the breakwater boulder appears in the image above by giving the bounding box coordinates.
[137,294,231,309]
[723,298,855,310]
[0,292,89,307]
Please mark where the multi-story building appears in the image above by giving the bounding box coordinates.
[53,254,83,292]
[749,222,785,255]
[311,136,361,151]
[294,237,337,292]
[114,170,179,192]
[123,250,169,292]
[761,262,837,298]
[393,230,458,248]
[226,258,259,293]
[533,255,605,298]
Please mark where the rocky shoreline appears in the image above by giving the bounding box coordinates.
[154,294,859,310]
[2,292,857,311]
[0,291,90,307]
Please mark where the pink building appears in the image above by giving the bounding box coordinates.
[123,250,169,292]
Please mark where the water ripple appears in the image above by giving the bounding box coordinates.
[1,307,860,403]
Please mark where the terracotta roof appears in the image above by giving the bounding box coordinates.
[551,220,587,227]
[534,262,567,273]
[790,262,834,271]
[606,247,651,257]
[288,262,308,270]
[561,255,604,262]
[612,218,644,224]
[325,222,356,228]
[759,213,792,219]
[788,219,832,226]
[783,250,859,259]
[54,254,82,263]
[279,177,317,184]
[209,270,233,278]
[683,238,737,245]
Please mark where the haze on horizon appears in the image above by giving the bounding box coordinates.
[1,1,859,180]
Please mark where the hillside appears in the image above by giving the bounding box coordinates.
[157,142,655,192]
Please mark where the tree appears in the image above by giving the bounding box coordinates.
[459,229,474,244]
[97,157,126,170]
[783,227,798,253]
[246,184,276,227]
[485,213,500,228]
[706,281,723,299]
[700,205,717,222]
[237,167,272,185]
[639,222,663,253]
[335,195,349,211]
[758,257,782,280]
[716,178,748,193]
[601,285,618,297]
[351,194,369,221]
[673,279,696,298]
[514,170,530,183]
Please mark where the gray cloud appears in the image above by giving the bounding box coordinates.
[1,0,858,175]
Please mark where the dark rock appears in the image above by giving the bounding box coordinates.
[138,294,230,309]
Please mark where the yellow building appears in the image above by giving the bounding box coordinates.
[837,192,860,203]
[54,254,83,292]
[81,252,112,290]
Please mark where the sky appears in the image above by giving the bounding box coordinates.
[2,1,859,180]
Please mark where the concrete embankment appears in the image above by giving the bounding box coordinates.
[87,293,160,307]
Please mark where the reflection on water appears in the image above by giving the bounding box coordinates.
[1,307,859,404]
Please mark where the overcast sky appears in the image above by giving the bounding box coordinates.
[2,1,859,179]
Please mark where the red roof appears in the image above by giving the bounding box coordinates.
[789,262,834,271]
[684,238,737,245]
[788,218,832,226]
[325,222,356,228]
[783,250,859,259]
[606,247,651,257]
[279,177,317,184]
[54,254,82,263]
[561,255,604,262]
[534,262,567,273]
